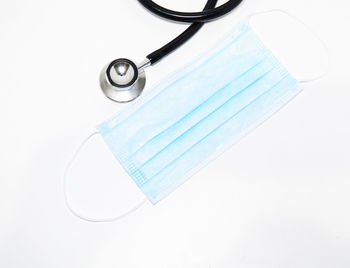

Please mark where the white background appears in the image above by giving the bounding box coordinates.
[1,0,349,267]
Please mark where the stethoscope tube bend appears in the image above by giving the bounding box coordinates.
[100,0,243,103]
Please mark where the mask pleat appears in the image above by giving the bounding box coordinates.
[128,53,275,167]
[135,64,289,181]
[141,76,301,201]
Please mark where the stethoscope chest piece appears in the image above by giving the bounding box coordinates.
[100,58,149,103]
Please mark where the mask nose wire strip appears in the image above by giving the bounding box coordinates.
[247,9,331,84]
[63,131,147,223]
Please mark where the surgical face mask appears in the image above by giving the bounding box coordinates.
[64,11,329,222]
[98,22,303,205]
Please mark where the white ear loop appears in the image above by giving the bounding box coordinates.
[63,131,147,223]
[246,9,331,84]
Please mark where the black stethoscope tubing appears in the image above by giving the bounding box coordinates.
[138,0,243,65]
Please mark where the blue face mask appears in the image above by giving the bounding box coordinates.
[64,11,329,222]
[97,22,303,204]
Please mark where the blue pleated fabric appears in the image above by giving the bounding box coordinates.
[98,23,303,204]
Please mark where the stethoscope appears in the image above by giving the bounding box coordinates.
[99,0,243,103]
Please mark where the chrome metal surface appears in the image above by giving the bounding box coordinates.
[100,58,148,103]
[138,58,151,71]
[109,61,136,86]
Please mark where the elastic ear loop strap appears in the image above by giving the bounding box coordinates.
[247,9,331,84]
[63,131,147,222]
